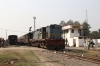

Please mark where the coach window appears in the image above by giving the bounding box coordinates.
[71,29,74,33]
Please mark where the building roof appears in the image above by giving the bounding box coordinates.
[62,25,83,30]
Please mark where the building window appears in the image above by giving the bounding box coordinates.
[71,29,74,33]
[63,31,65,34]
[79,37,82,39]
[84,37,86,39]
[78,29,81,33]
[66,30,68,33]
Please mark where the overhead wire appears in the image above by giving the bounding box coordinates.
[0,28,28,33]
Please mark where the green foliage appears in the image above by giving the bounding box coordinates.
[59,21,66,26]
[59,19,81,26]
[82,22,91,29]
[0,50,40,66]
[90,30,100,39]
[66,20,80,25]
[98,29,100,33]
[73,21,80,25]
[82,22,91,36]
[66,19,73,25]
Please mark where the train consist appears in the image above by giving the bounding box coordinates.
[8,24,65,50]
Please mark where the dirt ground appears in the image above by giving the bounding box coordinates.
[0,46,62,66]
[0,46,100,66]
[34,50,62,66]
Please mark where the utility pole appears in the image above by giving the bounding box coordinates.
[85,10,88,23]
[33,17,36,31]
[85,10,89,36]
[6,29,7,40]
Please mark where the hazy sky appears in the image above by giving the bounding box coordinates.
[0,0,100,39]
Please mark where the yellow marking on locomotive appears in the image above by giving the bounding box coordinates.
[51,34,60,36]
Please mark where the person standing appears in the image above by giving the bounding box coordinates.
[65,38,68,46]
[87,38,91,50]
[88,41,90,50]
[84,39,86,49]
[90,38,94,49]
[2,38,5,47]
[0,38,2,48]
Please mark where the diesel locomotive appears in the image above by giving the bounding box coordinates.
[18,24,65,50]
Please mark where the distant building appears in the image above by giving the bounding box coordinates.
[62,25,87,47]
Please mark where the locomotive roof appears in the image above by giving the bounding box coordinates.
[8,35,17,37]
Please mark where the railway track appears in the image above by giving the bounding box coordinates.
[47,50,100,64]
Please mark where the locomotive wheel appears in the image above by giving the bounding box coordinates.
[32,44,35,47]
[40,43,43,48]
[39,43,41,47]
[38,43,40,48]
[43,44,47,49]
[32,43,35,47]
[43,44,44,48]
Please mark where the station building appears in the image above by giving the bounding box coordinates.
[62,25,87,47]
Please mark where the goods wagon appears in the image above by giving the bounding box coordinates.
[8,35,17,45]
[30,24,65,50]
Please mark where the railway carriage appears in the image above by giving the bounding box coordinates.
[17,32,33,46]
[8,35,18,45]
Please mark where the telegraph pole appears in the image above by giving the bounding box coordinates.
[33,17,36,31]
[6,29,7,40]
[85,10,89,36]
[85,10,88,23]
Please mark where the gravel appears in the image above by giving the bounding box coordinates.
[37,50,100,66]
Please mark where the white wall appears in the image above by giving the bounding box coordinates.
[78,39,84,47]
[98,39,100,43]
[74,37,78,47]
[66,32,70,44]
[93,39,98,47]
[63,30,71,44]
[73,39,76,45]
[70,29,79,38]
[68,38,74,47]
[74,37,85,47]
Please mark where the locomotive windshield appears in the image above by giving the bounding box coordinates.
[50,25,62,39]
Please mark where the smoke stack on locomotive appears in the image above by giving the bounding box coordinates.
[18,24,65,50]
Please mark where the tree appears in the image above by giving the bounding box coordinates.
[66,19,73,25]
[82,22,91,36]
[98,29,100,33]
[73,21,80,25]
[90,31,100,39]
[59,21,66,26]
